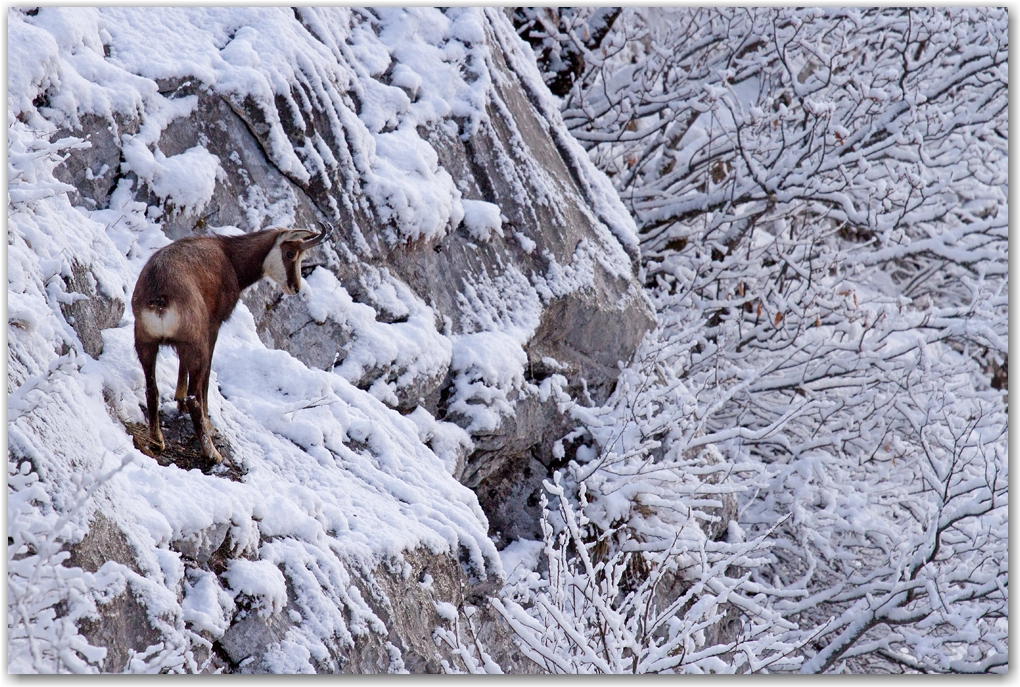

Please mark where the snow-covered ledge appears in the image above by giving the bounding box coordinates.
[8,7,651,673]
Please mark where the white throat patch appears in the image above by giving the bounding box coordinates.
[263,241,290,293]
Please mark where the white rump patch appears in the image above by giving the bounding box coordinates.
[138,306,181,338]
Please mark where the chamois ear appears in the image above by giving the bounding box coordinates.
[278,229,319,244]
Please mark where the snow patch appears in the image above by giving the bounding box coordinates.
[460,199,503,242]
[434,601,458,622]
[223,559,288,618]
[147,146,221,217]
[182,569,235,637]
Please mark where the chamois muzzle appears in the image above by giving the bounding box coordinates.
[301,222,334,250]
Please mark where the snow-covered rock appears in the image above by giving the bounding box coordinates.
[8,6,651,673]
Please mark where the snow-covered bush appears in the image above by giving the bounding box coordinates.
[9,456,122,674]
[494,474,807,674]
[509,7,1007,673]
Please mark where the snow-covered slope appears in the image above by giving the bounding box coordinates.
[8,70,497,677]
[8,7,651,673]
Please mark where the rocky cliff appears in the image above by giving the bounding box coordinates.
[8,7,652,673]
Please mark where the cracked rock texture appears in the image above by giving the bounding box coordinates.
[27,7,652,673]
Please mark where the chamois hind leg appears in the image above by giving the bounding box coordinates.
[179,343,223,464]
[201,325,221,439]
[136,340,165,452]
[174,358,188,414]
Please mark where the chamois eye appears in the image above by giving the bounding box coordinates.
[285,250,296,260]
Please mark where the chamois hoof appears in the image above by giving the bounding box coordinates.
[200,435,223,464]
[176,399,187,414]
[149,433,166,453]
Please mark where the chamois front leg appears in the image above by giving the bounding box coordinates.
[136,341,165,452]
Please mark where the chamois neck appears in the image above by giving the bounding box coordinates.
[220,230,280,290]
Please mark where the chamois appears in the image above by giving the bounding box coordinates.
[131,223,333,463]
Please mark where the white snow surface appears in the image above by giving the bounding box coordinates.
[5,6,606,674]
[131,144,221,218]
[7,6,645,674]
[460,200,503,242]
[223,559,288,619]
[182,570,235,638]
[302,265,453,409]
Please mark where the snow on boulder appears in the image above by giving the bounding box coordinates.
[223,560,288,618]
[146,146,221,217]
[460,199,503,242]
[8,5,652,674]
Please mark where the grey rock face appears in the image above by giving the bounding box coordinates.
[340,549,537,674]
[65,512,164,673]
[467,451,551,548]
[190,547,534,674]
[243,280,347,372]
[65,512,529,674]
[218,608,294,670]
[43,8,653,674]
[52,113,138,212]
[58,260,125,359]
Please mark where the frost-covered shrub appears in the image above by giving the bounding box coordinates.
[487,334,799,674]
[513,7,1007,673]
[8,458,112,674]
[494,475,806,674]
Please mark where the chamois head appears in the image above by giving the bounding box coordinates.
[263,224,333,295]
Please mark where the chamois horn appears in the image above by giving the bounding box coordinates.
[301,221,334,250]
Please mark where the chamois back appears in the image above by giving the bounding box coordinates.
[130,222,332,463]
